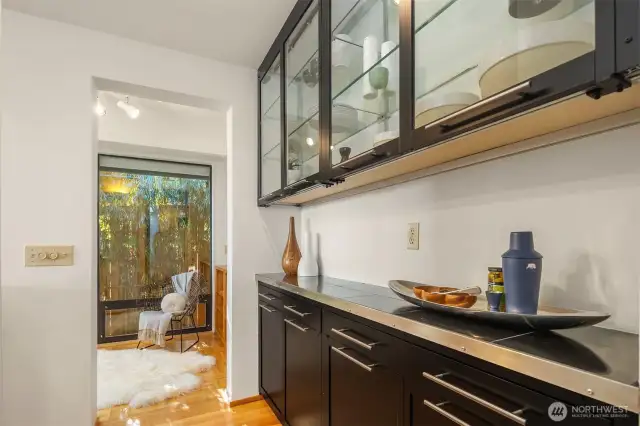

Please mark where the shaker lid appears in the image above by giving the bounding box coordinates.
[502,231,543,259]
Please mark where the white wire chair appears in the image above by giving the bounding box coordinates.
[136,272,205,353]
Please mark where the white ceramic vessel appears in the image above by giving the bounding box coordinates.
[508,0,590,23]
[478,20,595,98]
[362,35,380,100]
[298,225,318,277]
[373,129,399,147]
[308,103,359,134]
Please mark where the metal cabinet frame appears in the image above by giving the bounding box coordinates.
[258,0,640,207]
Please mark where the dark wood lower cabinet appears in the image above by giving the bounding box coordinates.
[326,342,401,426]
[257,282,637,426]
[259,302,286,417]
[285,318,322,426]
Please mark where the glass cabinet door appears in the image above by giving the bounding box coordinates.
[285,1,321,186]
[330,0,400,168]
[260,54,283,198]
[413,0,596,131]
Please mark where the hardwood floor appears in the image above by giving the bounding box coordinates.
[96,332,280,426]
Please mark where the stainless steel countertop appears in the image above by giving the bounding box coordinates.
[256,273,639,413]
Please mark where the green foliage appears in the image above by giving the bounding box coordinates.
[99,171,211,301]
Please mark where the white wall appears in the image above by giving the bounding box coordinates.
[212,162,228,266]
[98,91,227,156]
[0,10,297,426]
[0,0,3,415]
[302,124,640,334]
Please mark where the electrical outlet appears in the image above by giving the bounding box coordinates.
[407,223,419,250]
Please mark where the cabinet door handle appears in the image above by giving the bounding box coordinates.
[331,328,379,350]
[423,399,470,426]
[422,372,527,425]
[258,293,275,301]
[284,318,309,332]
[259,303,275,313]
[331,346,377,372]
[424,81,534,134]
[284,178,310,191]
[338,149,391,172]
[283,305,311,317]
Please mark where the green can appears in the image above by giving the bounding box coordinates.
[487,267,506,312]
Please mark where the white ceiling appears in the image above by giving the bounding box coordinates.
[3,0,297,68]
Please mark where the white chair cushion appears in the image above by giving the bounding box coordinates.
[161,292,187,313]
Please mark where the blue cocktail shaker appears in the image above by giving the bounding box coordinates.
[502,231,543,314]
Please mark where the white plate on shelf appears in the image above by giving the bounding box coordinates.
[478,19,594,98]
[508,0,591,22]
[373,130,399,147]
[415,92,480,128]
[308,103,360,134]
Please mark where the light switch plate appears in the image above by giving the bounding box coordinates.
[25,245,74,267]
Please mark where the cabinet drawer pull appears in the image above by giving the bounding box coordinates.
[284,318,309,332]
[258,293,275,301]
[331,328,379,350]
[331,346,377,372]
[283,305,311,317]
[259,303,275,313]
[422,372,527,425]
[423,399,470,426]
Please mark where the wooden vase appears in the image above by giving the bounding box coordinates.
[282,216,302,276]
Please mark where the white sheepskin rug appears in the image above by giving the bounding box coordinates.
[97,349,216,409]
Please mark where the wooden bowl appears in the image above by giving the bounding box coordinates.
[412,285,477,309]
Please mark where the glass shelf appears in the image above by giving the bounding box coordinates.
[262,96,281,121]
[332,43,398,110]
[261,58,281,116]
[330,0,400,166]
[332,0,399,45]
[283,66,477,158]
[286,37,364,90]
[276,39,399,166]
[277,102,386,167]
[287,50,318,89]
[414,0,460,35]
[416,65,478,102]
[262,141,282,161]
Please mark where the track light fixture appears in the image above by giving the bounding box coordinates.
[116,96,140,119]
[94,96,106,117]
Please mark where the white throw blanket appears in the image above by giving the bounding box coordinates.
[172,271,195,296]
[138,311,173,347]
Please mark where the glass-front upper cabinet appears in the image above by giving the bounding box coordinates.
[260,55,283,199]
[330,0,400,170]
[412,0,598,145]
[285,0,321,186]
